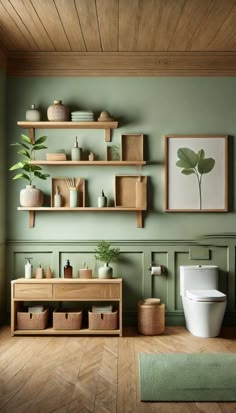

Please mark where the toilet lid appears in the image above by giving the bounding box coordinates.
[186,289,226,302]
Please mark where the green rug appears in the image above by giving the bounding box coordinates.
[139,353,236,401]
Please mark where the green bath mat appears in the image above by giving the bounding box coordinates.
[139,353,236,401]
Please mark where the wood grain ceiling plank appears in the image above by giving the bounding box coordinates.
[30,0,70,51]
[75,0,101,51]
[0,1,33,50]
[96,0,118,51]
[8,51,236,76]
[54,0,86,51]
[119,0,140,51]
[1,0,38,50]
[9,0,54,51]
[207,3,236,50]
[190,0,236,51]
[135,0,162,51]
[153,0,185,51]
[168,0,213,51]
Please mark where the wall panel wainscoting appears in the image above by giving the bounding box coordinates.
[6,236,236,326]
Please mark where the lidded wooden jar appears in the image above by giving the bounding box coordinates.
[138,299,165,335]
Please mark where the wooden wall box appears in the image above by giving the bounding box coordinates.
[115,175,147,208]
[121,134,143,161]
[51,177,85,207]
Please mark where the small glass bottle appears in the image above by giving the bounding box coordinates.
[54,185,62,207]
[64,259,73,278]
[98,190,107,207]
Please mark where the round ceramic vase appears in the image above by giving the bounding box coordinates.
[20,185,43,207]
[98,264,113,279]
[47,100,69,121]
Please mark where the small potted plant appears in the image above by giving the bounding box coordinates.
[95,241,120,279]
[9,133,50,207]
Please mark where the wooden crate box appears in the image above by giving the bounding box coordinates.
[53,309,82,330]
[17,308,49,330]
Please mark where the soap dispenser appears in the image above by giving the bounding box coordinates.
[64,259,73,278]
[71,136,82,161]
[25,258,33,279]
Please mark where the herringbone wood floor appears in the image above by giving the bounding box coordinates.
[0,326,235,413]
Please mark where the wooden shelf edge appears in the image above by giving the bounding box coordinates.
[17,121,118,129]
[18,207,146,211]
[30,160,146,166]
[13,328,121,335]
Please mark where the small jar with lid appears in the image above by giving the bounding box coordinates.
[26,104,41,121]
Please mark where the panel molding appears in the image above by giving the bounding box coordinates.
[7,51,236,76]
[6,237,236,326]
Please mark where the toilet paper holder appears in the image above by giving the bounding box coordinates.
[148,264,165,275]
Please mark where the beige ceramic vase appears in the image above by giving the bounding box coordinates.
[20,185,43,207]
[47,100,69,121]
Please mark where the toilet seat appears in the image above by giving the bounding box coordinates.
[186,289,226,302]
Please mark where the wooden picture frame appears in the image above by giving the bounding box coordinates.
[164,135,228,212]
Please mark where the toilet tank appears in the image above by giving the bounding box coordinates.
[180,265,218,296]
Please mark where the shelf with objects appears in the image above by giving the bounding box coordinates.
[11,278,123,337]
[15,119,147,228]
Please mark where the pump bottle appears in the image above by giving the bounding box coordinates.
[71,136,82,161]
[64,259,73,278]
[25,258,33,279]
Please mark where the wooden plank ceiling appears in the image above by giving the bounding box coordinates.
[1,0,236,75]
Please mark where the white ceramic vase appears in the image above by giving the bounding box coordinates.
[20,185,43,207]
[98,264,113,279]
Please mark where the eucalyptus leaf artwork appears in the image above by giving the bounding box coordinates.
[176,147,215,209]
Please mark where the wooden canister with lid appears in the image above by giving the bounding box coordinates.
[138,298,165,335]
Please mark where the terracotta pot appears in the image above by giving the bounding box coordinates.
[20,185,43,207]
[47,100,69,121]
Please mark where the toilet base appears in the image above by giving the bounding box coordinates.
[182,297,227,338]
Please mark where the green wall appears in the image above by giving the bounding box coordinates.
[6,77,236,241]
[0,66,6,323]
[5,77,236,326]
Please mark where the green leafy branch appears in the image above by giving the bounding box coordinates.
[176,147,215,209]
[95,241,120,265]
[9,134,50,185]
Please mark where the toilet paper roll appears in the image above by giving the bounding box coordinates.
[151,266,162,275]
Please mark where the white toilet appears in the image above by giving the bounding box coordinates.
[180,265,227,338]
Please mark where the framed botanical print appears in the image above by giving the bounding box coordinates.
[164,135,228,212]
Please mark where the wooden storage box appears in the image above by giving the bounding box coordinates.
[53,309,82,330]
[115,175,147,208]
[17,307,49,330]
[51,177,85,207]
[121,134,143,161]
[138,301,165,335]
[88,310,118,330]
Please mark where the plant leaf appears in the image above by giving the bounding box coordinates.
[198,158,215,174]
[198,149,205,161]
[34,171,50,179]
[12,173,30,181]
[176,159,192,168]
[181,169,195,175]
[9,162,25,171]
[21,134,31,144]
[17,149,30,158]
[177,148,198,168]
[33,144,47,150]
[10,142,30,150]
[35,136,47,145]
[30,165,42,172]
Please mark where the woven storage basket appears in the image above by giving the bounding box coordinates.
[53,309,82,330]
[88,310,118,330]
[138,300,165,335]
[17,307,49,330]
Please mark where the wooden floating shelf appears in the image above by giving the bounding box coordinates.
[30,160,146,166]
[17,207,145,229]
[17,121,118,142]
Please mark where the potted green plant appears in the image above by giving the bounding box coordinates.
[94,241,120,279]
[9,133,50,207]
